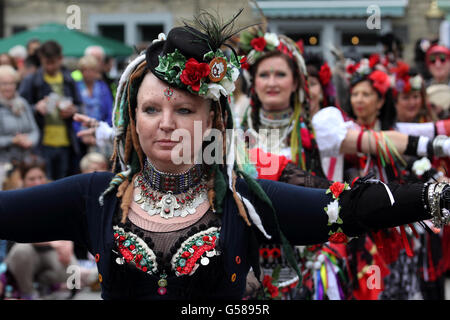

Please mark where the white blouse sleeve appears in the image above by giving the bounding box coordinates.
[395,122,435,139]
[312,107,353,157]
[95,121,115,148]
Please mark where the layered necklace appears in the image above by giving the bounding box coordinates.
[250,107,294,154]
[134,160,208,219]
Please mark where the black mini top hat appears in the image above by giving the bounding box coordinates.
[146,26,213,81]
[143,10,246,105]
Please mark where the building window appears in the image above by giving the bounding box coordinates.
[341,32,378,46]
[98,24,125,43]
[11,25,27,34]
[138,24,164,43]
[285,32,320,47]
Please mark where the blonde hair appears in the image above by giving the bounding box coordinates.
[78,55,99,70]
[0,65,19,82]
[80,152,108,172]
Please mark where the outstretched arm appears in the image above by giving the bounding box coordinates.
[0,173,108,248]
[240,177,443,245]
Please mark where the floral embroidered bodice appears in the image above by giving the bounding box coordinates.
[112,209,222,279]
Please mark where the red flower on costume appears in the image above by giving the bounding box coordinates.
[329,181,346,199]
[251,37,267,52]
[369,54,380,69]
[240,56,250,70]
[180,58,210,92]
[328,232,348,244]
[368,70,390,96]
[346,63,358,75]
[319,62,332,86]
[300,127,312,149]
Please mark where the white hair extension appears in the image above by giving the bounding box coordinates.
[226,127,272,239]
[112,53,146,133]
[279,35,308,103]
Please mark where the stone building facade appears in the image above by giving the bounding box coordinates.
[1,0,446,64]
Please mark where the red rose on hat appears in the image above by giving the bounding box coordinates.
[180,58,210,92]
[251,37,267,52]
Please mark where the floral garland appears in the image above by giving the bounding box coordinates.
[325,181,350,243]
[239,30,283,65]
[154,48,242,101]
[346,57,391,97]
[389,61,423,96]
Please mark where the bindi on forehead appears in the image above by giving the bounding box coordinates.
[164,87,174,101]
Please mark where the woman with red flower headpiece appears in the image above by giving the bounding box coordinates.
[238,27,450,300]
[391,62,448,300]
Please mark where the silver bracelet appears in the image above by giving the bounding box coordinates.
[432,135,448,158]
[428,182,449,228]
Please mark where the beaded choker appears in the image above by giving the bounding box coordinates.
[134,160,208,219]
[259,108,293,128]
[141,160,204,194]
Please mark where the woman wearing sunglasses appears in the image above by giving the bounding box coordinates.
[425,45,450,87]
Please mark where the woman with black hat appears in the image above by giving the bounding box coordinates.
[0,12,450,300]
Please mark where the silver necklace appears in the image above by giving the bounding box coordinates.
[133,173,208,219]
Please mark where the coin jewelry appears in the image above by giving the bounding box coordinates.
[134,160,208,219]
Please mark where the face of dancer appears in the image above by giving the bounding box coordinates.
[254,55,298,111]
[23,167,47,187]
[350,80,384,126]
[135,72,214,173]
[307,75,323,115]
[428,52,450,83]
[395,90,423,122]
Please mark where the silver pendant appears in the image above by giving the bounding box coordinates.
[156,191,180,219]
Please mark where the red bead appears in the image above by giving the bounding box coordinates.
[142,266,148,272]
[157,287,167,295]
[192,245,198,250]
[182,251,191,258]
[119,236,125,242]
[203,236,210,241]
[129,245,135,250]
[177,266,182,273]
[114,233,119,238]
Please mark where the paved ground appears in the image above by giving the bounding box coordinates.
[55,277,450,300]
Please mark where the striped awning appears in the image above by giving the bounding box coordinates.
[253,0,409,18]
